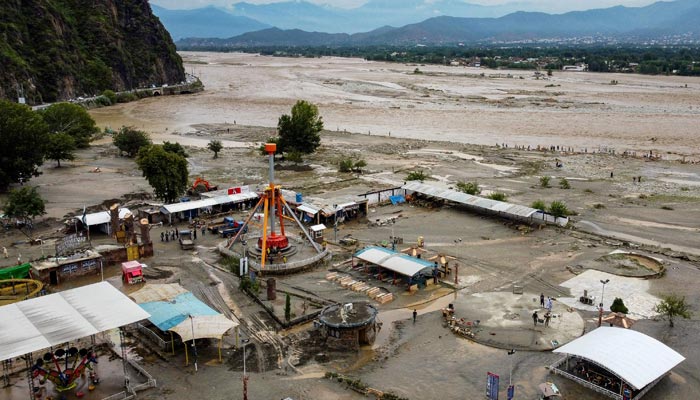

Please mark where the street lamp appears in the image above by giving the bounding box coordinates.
[333,204,338,242]
[507,349,516,400]
[189,315,198,372]
[241,338,251,400]
[598,279,610,327]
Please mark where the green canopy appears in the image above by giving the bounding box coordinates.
[0,263,32,280]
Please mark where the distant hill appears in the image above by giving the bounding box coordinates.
[151,5,270,40]
[177,0,700,47]
[0,0,184,104]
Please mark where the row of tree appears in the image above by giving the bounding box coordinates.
[0,100,99,190]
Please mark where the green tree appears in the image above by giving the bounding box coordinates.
[101,90,117,105]
[113,126,152,157]
[406,170,428,182]
[488,192,507,201]
[353,159,367,173]
[162,141,188,158]
[39,103,98,148]
[207,140,223,159]
[610,298,629,314]
[285,293,292,322]
[277,100,323,155]
[456,181,480,195]
[136,145,189,203]
[0,100,49,190]
[3,187,46,238]
[286,151,303,164]
[531,200,546,211]
[46,133,76,167]
[655,294,692,327]
[548,201,569,218]
[339,158,354,173]
[540,176,551,188]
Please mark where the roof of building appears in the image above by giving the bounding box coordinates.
[161,193,258,214]
[403,181,538,218]
[354,246,434,278]
[130,284,238,341]
[76,208,132,227]
[32,250,102,271]
[0,282,150,361]
[553,327,685,390]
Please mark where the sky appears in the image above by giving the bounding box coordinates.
[151,0,662,12]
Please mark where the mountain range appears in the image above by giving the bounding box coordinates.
[173,0,700,47]
[151,5,270,40]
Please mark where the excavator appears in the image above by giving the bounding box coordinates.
[187,177,219,196]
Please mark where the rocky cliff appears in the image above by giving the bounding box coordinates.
[0,0,185,104]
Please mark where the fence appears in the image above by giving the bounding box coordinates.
[136,323,172,351]
[219,243,330,274]
[548,357,622,400]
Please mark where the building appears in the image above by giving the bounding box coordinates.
[317,302,379,350]
[32,250,103,285]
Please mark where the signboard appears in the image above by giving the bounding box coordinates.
[55,234,87,256]
[486,372,499,400]
[239,257,248,276]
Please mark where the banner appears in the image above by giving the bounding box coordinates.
[486,372,499,400]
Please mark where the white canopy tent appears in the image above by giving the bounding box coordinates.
[553,327,685,392]
[354,246,434,278]
[0,281,150,361]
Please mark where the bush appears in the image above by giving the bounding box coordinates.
[456,181,480,195]
[610,298,629,314]
[286,151,303,164]
[531,200,546,211]
[101,89,116,104]
[548,201,569,218]
[661,205,674,210]
[540,176,551,188]
[559,177,570,189]
[487,192,507,201]
[338,158,354,172]
[94,95,111,107]
[406,170,428,182]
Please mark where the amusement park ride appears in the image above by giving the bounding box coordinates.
[31,347,99,393]
[226,143,322,270]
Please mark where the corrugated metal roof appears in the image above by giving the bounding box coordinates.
[297,204,319,214]
[554,327,685,390]
[402,182,539,218]
[77,208,131,227]
[161,193,258,214]
[0,282,150,361]
[138,292,219,332]
[354,246,434,277]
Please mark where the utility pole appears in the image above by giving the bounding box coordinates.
[507,349,516,400]
[598,279,610,327]
[189,315,198,372]
[242,338,250,400]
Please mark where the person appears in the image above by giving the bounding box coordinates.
[546,297,553,312]
[193,229,197,240]
[175,229,179,239]
[160,232,164,242]
[540,293,545,308]
[2,246,8,259]
[413,309,417,323]
[610,171,614,178]
[201,226,206,236]
[532,311,539,327]
[544,312,552,327]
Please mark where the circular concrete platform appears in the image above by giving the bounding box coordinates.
[446,291,585,351]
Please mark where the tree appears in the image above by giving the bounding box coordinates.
[113,126,152,157]
[207,140,223,159]
[136,145,189,203]
[101,90,117,105]
[0,101,49,190]
[277,100,323,156]
[531,200,546,211]
[3,186,46,238]
[406,170,428,182]
[353,159,367,173]
[548,201,569,218]
[610,298,629,314]
[655,294,692,327]
[163,141,188,158]
[285,293,291,322]
[46,133,76,167]
[540,176,551,188]
[456,181,480,195]
[488,192,507,201]
[559,177,570,189]
[39,103,98,148]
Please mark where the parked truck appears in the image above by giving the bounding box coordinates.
[220,222,248,238]
[208,216,246,234]
[121,261,145,285]
[179,229,195,250]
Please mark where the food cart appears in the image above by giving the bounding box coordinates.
[121,261,145,284]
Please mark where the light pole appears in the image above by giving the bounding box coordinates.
[507,349,516,400]
[333,204,338,242]
[189,315,198,372]
[241,338,250,400]
[598,279,610,327]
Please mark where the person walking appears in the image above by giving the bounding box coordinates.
[413,309,418,323]
[532,311,539,327]
[3,246,8,259]
[175,229,179,239]
[193,228,197,240]
[540,293,545,308]
[160,232,164,242]
[545,312,552,327]
[546,297,553,312]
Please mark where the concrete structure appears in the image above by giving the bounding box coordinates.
[318,302,379,350]
[32,250,103,285]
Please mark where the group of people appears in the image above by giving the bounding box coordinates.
[532,293,554,328]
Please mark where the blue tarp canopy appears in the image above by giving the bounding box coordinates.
[138,292,219,332]
[389,195,406,205]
